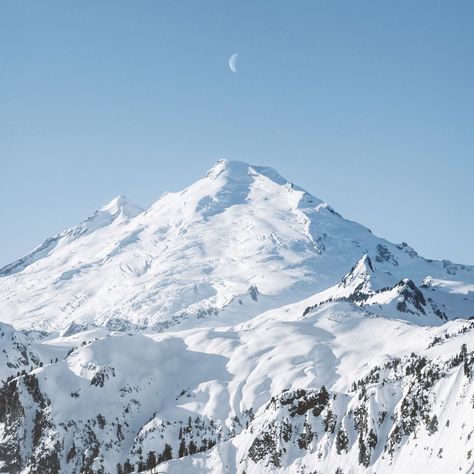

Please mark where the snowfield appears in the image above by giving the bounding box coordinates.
[0,160,473,473]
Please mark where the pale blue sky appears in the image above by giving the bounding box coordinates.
[1,1,473,266]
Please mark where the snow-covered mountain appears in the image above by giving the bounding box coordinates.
[0,160,473,474]
[1,160,472,332]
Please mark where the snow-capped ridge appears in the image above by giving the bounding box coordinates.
[300,256,452,325]
[359,277,448,324]
[330,255,394,302]
[206,159,288,187]
[1,159,474,331]
[99,195,144,219]
[202,159,324,210]
[0,195,143,278]
[73,195,143,236]
[340,255,375,289]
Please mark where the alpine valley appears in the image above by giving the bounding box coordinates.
[1,160,473,474]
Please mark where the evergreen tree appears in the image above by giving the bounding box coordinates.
[179,437,187,458]
[323,408,336,433]
[367,429,377,449]
[336,428,349,454]
[313,385,330,416]
[189,440,197,455]
[146,451,157,469]
[97,413,106,429]
[123,460,133,474]
[428,415,439,435]
[320,385,329,404]
[464,358,471,377]
[162,443,173,462]
[368,428,377,449]
[358,435,370,467]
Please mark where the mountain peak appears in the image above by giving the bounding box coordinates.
[206,159,290,187]
[2,161,473,332]
[100,194,127,212]
[99,195,144,219]
[337,254,378,300]
[0,195,143,278]
[205,159,249,179]
[195,159,325,214]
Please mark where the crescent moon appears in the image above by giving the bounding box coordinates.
[228,53,239,73]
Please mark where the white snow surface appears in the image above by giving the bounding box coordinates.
[0,160,473,474]
[1,159,473,331]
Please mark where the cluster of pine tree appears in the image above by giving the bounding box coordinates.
[117,445,171,474]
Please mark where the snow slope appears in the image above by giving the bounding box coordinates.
[0,160,472,331]
[1,299,474,473]
[0,160,473,474]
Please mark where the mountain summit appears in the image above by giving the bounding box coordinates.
[0,160,473,331]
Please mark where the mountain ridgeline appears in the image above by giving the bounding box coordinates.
[0,160,473,473]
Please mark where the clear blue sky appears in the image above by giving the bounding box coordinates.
[1,1,473,266]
